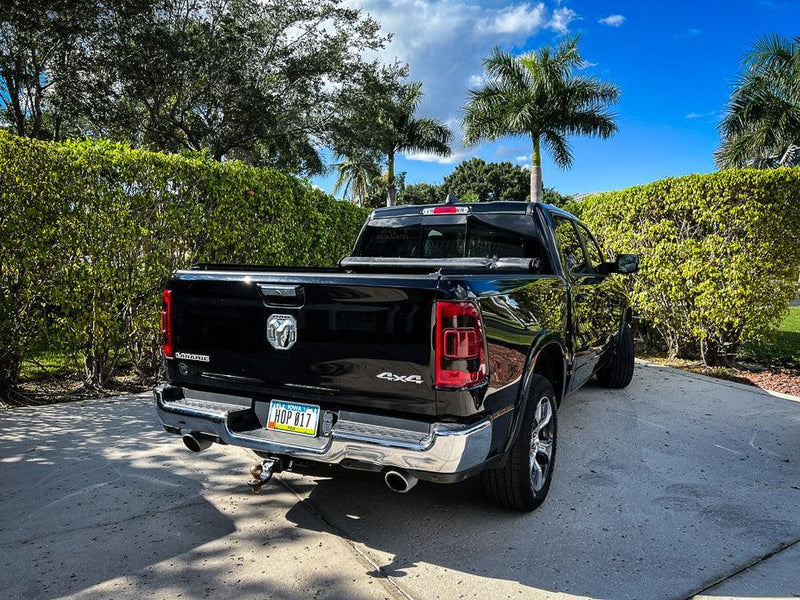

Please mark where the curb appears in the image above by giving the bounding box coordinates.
[636,359,800,402]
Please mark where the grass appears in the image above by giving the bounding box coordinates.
[741,305,800,366]
[9,351,149,408]
[19,351,80,382]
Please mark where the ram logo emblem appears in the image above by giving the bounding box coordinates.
[266,314,297,350]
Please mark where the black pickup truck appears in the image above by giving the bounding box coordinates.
[155,201,638,511]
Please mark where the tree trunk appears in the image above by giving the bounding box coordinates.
[0,350,21,404]
[530,135,543,203]
[386,151,396,207]
[83,347,116,390]
[4,73,26,136]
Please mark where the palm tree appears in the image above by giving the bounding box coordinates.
[378,82,452,206]
[332,154,381,207]
[716,34,800,168]
[462,36,619,203]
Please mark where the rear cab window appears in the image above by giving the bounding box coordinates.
[353,212,552,270]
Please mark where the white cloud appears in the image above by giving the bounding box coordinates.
[550,7,577,34]
[468,73,486,87]
[598,14,625,27]
[402,149,472,164]
[515,155,529,162]
[349,0,580,139]
[686,28,702,36]
[476,3,547,35]
[579,60,598,69]
[685,110,717,119]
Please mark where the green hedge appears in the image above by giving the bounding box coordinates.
[0,133,368,394]
[570,169,800,364]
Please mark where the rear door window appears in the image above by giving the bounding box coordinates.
[552,216,589,274]
[575,223,605,272]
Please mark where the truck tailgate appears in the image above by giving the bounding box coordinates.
[166,270,440,415]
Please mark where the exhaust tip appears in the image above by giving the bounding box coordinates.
[182,433,212,453]
[384,470,418,494]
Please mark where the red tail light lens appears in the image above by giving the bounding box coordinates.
[161,289,174,358]
[435,301,487,388]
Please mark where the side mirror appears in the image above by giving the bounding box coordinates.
[615,253,639,274]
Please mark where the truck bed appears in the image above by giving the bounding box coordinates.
[165,267,445,417]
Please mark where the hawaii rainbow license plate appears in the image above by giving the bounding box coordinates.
[267,400,320,437]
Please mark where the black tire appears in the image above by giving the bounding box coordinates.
[597,323,635,389]
[480,375,557,512]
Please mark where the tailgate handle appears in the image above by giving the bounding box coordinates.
[258,284,304,305]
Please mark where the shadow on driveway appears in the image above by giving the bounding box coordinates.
[0,396,239,598]
[283,367,800,599]
[0,396,386,600]
[2,362,799,599]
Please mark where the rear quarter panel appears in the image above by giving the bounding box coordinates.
[435,274,569,425]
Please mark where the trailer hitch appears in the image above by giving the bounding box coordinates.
[248,457,281,494]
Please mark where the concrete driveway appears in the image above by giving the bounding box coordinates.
[1,362,798,600]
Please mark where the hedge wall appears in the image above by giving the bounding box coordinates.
[570,169,800,364]
[0,133,368,395]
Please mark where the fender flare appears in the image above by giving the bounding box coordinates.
[501,332,568,456]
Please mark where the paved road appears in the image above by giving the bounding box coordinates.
[1,363,799,600]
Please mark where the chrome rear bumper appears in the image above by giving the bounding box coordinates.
[154,385,493,475]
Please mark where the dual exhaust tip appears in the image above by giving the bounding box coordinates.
[182,433,418,494]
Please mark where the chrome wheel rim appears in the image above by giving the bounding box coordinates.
[530,395,555,492]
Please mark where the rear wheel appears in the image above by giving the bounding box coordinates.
[597,323,635,389]
[481,375,557,512]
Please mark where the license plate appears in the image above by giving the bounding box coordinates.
[267,400,319,437]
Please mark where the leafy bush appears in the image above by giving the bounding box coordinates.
[0,133,368,394]
[398,182,443,205]
[572,169,800,364]
[443,158,528,202]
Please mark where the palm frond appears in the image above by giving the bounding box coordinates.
[463,36,618,160]
[558,109,618,139]
[332,154,381,205]
[717,34,800,168]
[483,47,530,92]
[399,116,452,155]
[743,33,796,73]
[541,131,573,168]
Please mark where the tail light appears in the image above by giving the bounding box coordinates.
[421,206,470,215]
[161,289,174,358]
[435,301,487,388]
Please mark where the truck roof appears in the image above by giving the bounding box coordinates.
[370,201,578,221]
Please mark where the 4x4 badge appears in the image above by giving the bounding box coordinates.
[376,371,423,384]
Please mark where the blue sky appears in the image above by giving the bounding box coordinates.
[312,0,800,197]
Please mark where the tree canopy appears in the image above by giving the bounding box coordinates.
[398,182,442,205]
[374,82,452,206]
[0,0,402,174]
[380,158,571,206]
[462,36,619,202]
[443,158,528,202]
[716,34,800,168]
